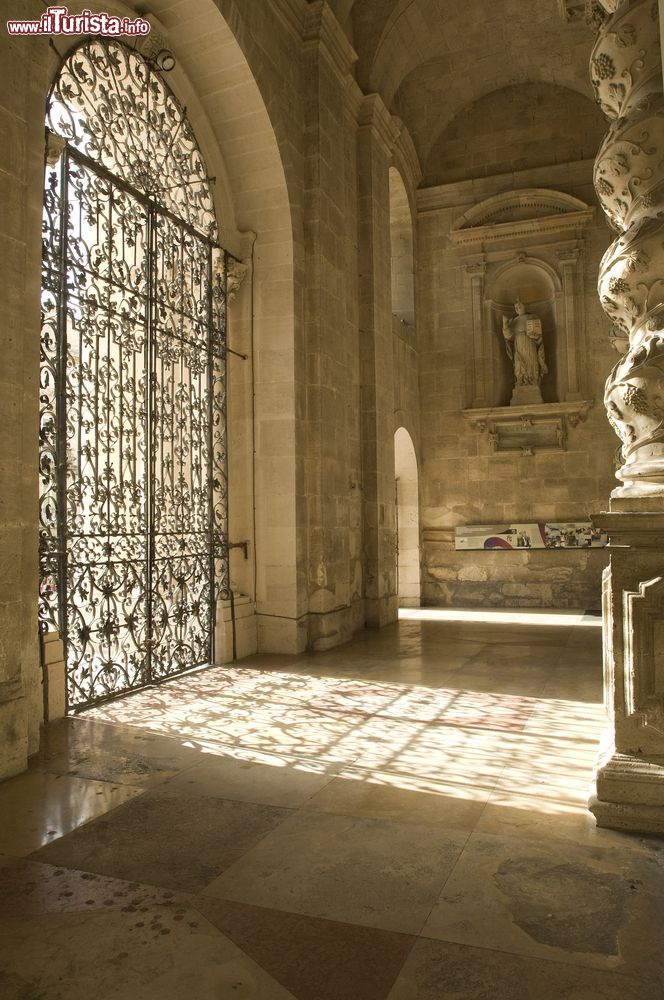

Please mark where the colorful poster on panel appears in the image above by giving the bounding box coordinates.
[454,522,607,551]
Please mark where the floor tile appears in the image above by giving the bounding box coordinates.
[194,896,416,1000]
[421,830,664,977]
[203,809,467,934]
[159,750,338,808]
[474,791,658,850]
[386,938,662,1000]
[0,770,144,856]
[30,789,293,892]
[305,768,488,830]
[32,716,202,787]
[0,877,297,1000]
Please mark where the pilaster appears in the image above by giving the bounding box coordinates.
[301,1,364,647]
[557,248,584,400]
[590,499,664,834]
[463,261,488,407]
[358,93,399,628]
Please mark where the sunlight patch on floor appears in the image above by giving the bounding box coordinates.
[398,607,602,627]
[85,663,608,817]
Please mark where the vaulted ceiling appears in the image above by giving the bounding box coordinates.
[322,0,601,180]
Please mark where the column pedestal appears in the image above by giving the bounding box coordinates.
[590,497,664,835]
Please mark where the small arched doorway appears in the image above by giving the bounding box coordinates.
[394,427,420,607]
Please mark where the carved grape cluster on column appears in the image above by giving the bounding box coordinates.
[592,0,664,495]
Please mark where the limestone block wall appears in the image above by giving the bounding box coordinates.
[0,4,50,778]
[417,160,617,610]
[302,15,364,650]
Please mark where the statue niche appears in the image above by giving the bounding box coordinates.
[502,298,548,405]
[488,260,558,407]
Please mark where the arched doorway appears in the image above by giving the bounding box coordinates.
[394,427,420,607]
[39,39,229,710]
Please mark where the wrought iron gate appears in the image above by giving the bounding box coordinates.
[39,46,229,710]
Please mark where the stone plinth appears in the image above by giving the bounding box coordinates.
[511,384,543,406]
[590,497,664,835]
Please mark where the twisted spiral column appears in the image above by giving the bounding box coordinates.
[593,0,664,495]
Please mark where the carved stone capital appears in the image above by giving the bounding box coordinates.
[226,258,248,302]
[557,247,581,266]
[45,132,66,166]
[463,260,486,280]
[357,94,401,154]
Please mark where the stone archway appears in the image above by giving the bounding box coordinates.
[0,0,299,773]
[394,427,420,607]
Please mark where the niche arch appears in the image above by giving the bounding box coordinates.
[487,256,562,406]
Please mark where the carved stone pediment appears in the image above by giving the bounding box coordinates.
[450,189,595,248]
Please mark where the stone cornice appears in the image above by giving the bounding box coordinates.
[303,0,358,80]
[357,93,401,153]
[448,209,595,248]
[416,159,596,215]
[270,0,307,40]
[593,509,664,547]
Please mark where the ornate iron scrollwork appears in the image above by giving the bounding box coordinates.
[39,39,228,709]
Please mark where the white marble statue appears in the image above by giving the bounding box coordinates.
[502,299,548,397]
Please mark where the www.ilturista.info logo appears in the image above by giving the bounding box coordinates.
[7,6,151,36]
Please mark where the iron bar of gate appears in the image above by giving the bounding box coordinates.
[145,202,156,686]
[55,145,71,711]
[207,246,216,667]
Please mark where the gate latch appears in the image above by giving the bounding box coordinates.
[228,540,249,560]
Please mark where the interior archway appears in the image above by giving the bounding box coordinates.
[394,427,420,608]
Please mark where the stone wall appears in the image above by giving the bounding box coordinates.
[0,0,50,778]
[417,159,617,611]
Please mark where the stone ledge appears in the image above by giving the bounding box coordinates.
[463,400,593,454]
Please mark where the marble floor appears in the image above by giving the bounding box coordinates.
[2,608,664,999]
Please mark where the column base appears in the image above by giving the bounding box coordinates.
[590,748,664,835]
